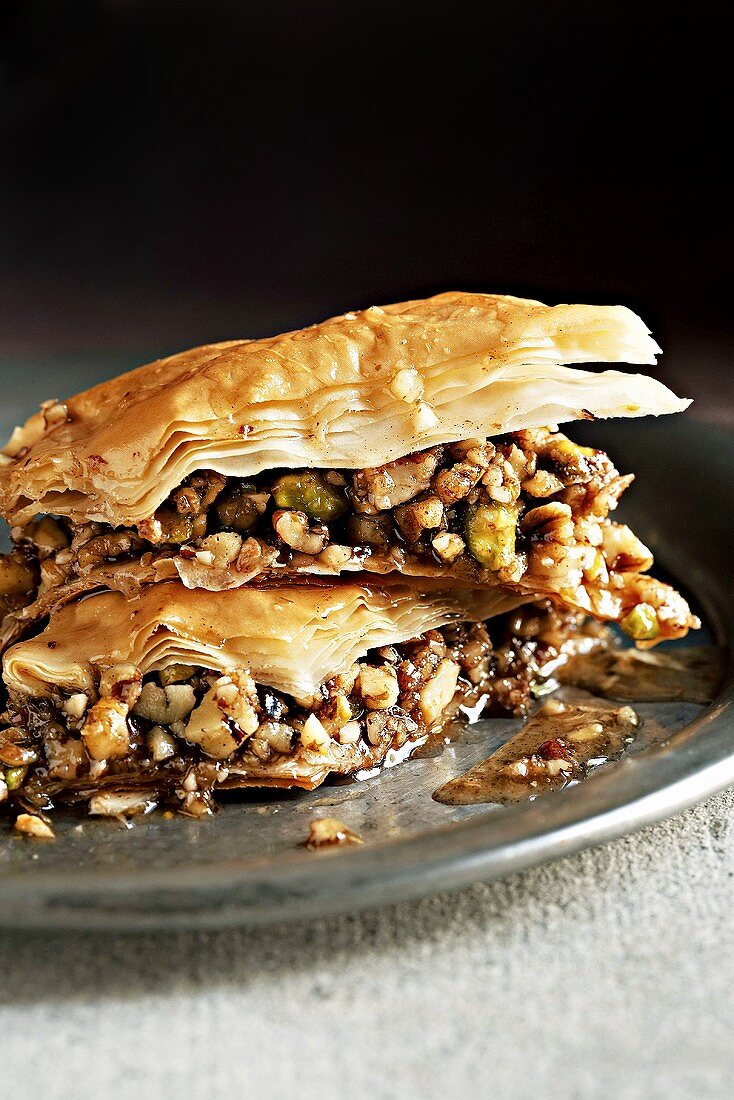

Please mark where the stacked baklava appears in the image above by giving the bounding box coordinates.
[0,293,697,820]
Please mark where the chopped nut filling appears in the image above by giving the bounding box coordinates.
[0,602,594,822]
[1,427,694,646]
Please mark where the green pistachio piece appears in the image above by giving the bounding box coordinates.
[159,664,198,687]
[4,766,28,791]
[272,472,348,523]
[620,603,660,641]
[215,482,262,532]
[155,507,194,544]
[464,502,518,570]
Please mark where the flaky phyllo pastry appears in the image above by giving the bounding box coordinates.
[1,583,553,811]
[0,293,695,637]
[0,293,698,822]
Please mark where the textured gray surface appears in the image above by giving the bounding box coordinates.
[2,789,733,1100]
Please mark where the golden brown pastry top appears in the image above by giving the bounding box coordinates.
[0,292,685,527]
[2,579,525,699]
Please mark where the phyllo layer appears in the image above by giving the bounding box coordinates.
[0,292,684,529]
[0,584,598,815]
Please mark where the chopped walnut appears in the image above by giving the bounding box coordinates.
[434,461,484,504]
[353,448,442,512]
[482,461,521,506]
[197,531,243,567]
[174,767,217,818]
[137,517,164,543]
[394,495,444,542]
[99,664,143,707]
[81,698,130,761]
[601,522,654,573]
[365,711,388,745]
[26,516,69,555]
[14,813,55,839]
[89,791,156,817]
[449,438,494,461]
[521,502,576,545]
[255,720,294,754]
[337,720,361,744]
[437,441,494,497]
[319,693,355,735]
[0,735,37,768]
[76,531,142,572]
[300,713,332,753]
[365,708,418,747]
[147,725,178,761]
[44,730,87,779]
[357,664,400,710]
[574,517,604,546]
[0,552,36,599]
[317,544,353,571]
[324,470,347,487]
[522,469,565,497]
[214,669,260,733]
[273,510,328,554]
[431,531,465,562]
[133,682,196,724]
[418,658,460,726]
[182,668,260,759]
[62,693,88,720]
[184,692,241,759]
[40,399,69,431]
[504,443,532,479]
[328,664,360,698]
[39,557,72,592]
[172,486,200,515]
[235,537,277,575]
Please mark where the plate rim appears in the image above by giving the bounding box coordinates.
[0,666,731,930]
[0,417,732,929]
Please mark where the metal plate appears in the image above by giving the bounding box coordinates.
[0,362,731,928]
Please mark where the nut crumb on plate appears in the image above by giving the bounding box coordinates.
[14,812,55,839]
[306,817,364,849]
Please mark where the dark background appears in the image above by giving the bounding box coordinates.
[0,0,730,414]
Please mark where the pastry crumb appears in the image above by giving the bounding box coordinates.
[306,816,363,850]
